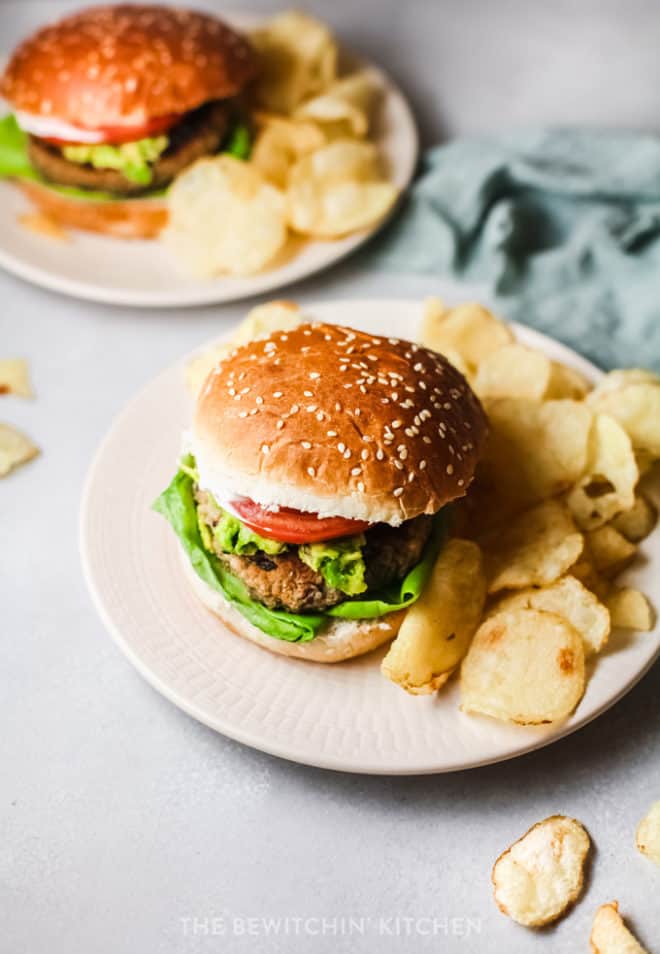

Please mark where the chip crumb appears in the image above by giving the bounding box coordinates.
[19,212,70,242]
[0,422,39,477]
[636,801,660,866]
[590,901,649,954]
[0,358,34,398]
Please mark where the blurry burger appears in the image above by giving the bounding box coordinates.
[154,322,488,662]
[0,4,256,237]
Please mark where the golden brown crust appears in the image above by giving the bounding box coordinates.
[193,322,488,525]
[18,179,168,238]
[2,5,256,127]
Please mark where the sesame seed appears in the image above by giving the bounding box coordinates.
[394,460,403,470]
[261,444,270,455]
[306,405,317,413]
[327,430,337,437]
[303,390,313,397]
[338,442,345,453]
[307,466,316,477]
[273,391,282,398]
[276,420,284,430]
[228,387,236,396]
[392,420,402,429]
[446,464,454,475]
[309,372,320,380]
[357,481,365,493]
[256,396,264,405]
[458,479,465,487]
[343,449,352,459]
[423,436,432,444]
[301,441,312,449]
[361,449,369,461]
[393,487,404,497]
[408,473,415,483]
[238,411,247,418]
[290,404,299,414]
[351,466,362,476]
[420,460,427,470]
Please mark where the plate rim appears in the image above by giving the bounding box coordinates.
[79,299,660,773]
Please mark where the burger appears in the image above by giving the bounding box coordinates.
[0,4,256,238]
[154,322,488,663]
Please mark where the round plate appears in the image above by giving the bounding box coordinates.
[80,299,660,773]
[0,15,417,307]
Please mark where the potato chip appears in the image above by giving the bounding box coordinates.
[382,539,486,694]
[420,301,514,370]
[251,113,327,188]
[567,414,639,530]
[287,140,397,238]
[474,343,552,401]
[294,71,377,138]
[492,815,590,927]
[588,372,660,459]
[185,301,302,396]
[606,588,654,631]
[0,358,33,398]
[165,156,287,277]
[590,902,649,954]
[461,608,585,724]
[489,575,610,655]
[481,398,592,507]
[587,526,637,578]
[251,11,338,114]
[483,499,584,593]
[0,422,39,476]
[611,493,657,542]
[636,801,660,866]
[545,362,591,400]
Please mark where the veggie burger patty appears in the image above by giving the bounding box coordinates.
[195,487,434,613]
[27,101,232,196]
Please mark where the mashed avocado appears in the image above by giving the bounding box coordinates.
[299,536,368,596]
[61,136,169,185]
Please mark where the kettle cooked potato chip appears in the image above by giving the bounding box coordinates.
[492,815,590,927]
[381,539,486,694]
[461,608,586,724]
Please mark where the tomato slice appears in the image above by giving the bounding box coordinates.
[231,499,371,544]
[42,112,181,146]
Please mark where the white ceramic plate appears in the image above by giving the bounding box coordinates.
[80,298,660,774]
[0,15,417,307]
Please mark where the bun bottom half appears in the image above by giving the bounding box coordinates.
[181,551,404,663]
[19,180,168,239]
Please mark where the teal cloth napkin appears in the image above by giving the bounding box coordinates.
[369,128,660,370]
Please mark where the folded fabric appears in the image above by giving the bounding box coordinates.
[369,128,660,369]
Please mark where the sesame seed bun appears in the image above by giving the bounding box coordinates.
[18,179,168,238]
[181,547,405,663]
[192,322,488,526]
[1,4,256,129]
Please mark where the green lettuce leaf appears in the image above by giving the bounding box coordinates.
[153,460,446,642]
[62,136,169,185]
[299,535,367,596]
[153,462,323,642]
[223,122,252,160]
[0,113,40,179]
